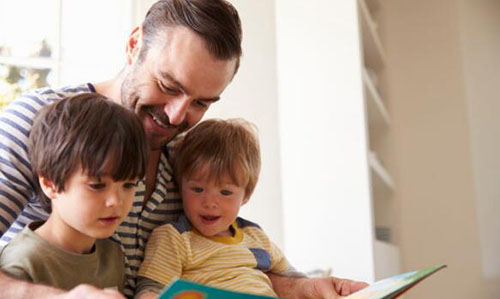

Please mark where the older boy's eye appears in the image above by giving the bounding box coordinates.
[220,190,233,196]
[191,187,203,193]
[123,181,138,189]
[89,183,106,190]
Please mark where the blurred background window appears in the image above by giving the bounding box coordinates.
[0,0,135,110]
[0,0,59,109]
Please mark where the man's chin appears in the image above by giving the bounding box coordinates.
[148,139,170,151]
[147,134,176,151]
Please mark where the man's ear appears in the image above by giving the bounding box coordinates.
[126,26,143,65]
[39,176,57,200]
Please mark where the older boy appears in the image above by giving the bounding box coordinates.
[0,93,148,295]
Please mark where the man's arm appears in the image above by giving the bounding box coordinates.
[135,276,164,299]
[269,273,368,299]
[0,270,125,299]
[0,95,41,236]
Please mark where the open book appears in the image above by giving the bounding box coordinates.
[158,264,446,299]
[346,264,446,299]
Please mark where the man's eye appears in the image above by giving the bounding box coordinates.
[159,81,179,95]
[89,183,106,190]
[220,190,233,196]
[192,187,204,193]
[194,100,209,108]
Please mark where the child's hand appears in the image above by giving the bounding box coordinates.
[296,276,368,298]
[136,291,159,299]
[55,284,125,299]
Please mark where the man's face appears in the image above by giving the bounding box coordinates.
[121,27,238,150]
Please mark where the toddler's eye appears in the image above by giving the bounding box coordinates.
[220,190,233,196]
[192,187,204,193]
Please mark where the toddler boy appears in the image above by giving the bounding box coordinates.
[136,119,293,298]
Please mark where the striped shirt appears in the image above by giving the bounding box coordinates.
[0,84,183,297]
[137,215,292,297]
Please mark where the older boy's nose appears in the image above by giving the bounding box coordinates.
[106,189,122,207]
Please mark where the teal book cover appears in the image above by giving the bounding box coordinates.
[345,264,447,299]
[158,265,445,299]
[157,279,277,299]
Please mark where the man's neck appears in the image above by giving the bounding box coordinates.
[144,150,162,203]
[93,71,126,105]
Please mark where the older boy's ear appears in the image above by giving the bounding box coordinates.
[126,26,143,65]
[39,176,57,199]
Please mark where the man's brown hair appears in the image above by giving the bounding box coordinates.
[174,119,260,200]
[140,0,242,67]
[29,93,149,212]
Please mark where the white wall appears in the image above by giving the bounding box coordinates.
[276,0,375,281]
[458,0,500,294]
[381,0,494,297]
[59,0,133,85]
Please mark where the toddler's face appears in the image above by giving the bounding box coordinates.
[181,166,246,238]
[50,167,137,242]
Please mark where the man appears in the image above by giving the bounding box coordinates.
[0,0,366,298]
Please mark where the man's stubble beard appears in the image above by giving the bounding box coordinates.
[120,68,141,112]
[120,69,191,150]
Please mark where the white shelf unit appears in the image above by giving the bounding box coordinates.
[359,0,386,70]
[369,151,395,199]
[374,240,401,280]
[359,0,400,278]
[365,0,380,13]
[363,68,390,128]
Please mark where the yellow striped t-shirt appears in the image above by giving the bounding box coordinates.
[138,215,292,297]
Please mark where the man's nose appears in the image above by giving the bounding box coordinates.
[165,96,190,126]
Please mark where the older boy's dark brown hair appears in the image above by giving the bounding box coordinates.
[28,93,149,212]
[174,119,260,201]
[139,0,242,69]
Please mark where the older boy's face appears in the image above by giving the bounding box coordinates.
[121,26,237,150]
[182,165,246,238]
[48,167,137,247]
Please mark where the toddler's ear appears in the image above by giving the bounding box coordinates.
[39,176,57,199]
